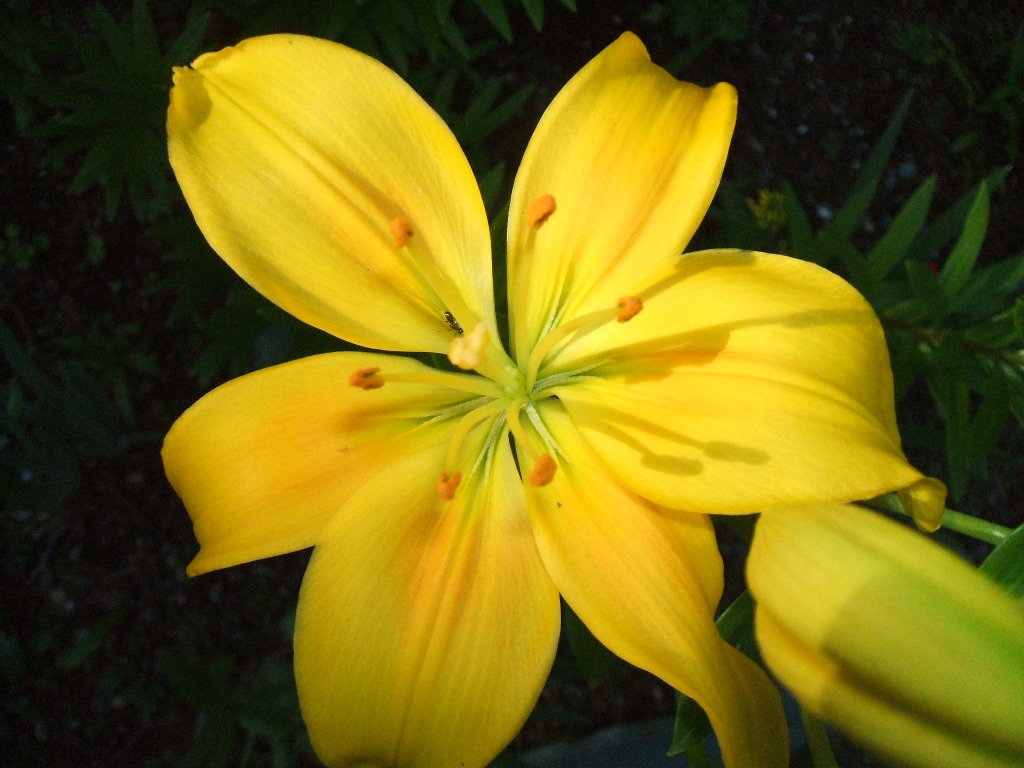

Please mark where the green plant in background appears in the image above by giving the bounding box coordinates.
[0,319,139,518]
[643,0,750,73]
[31,0,210,219]
[772,93,1023,504]
[897,18,1024,164]
[3,2,1023,767]
[0,224,50,272]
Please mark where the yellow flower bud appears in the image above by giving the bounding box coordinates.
[747,504,1024,768]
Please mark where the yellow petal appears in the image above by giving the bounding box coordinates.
[168,34,494,354]
[522,403,788,768]
[162,352,488,575]
[553,249,928,513]
[294,431,560,768]
[748,505,1024,768]
[507,32,737,360]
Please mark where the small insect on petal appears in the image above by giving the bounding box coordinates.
[438,471,462,500]
[443,311,464,335]
[349,367,384,390]
[389,218,413,248]
[529,453,557,487]
[616,296,643,323]
[527,194,556,229]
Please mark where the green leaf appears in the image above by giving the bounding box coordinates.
[434,0,456,23]
[939,181,989,297]
[820,90,913,243]
[472,0,513,41]
[477,160,507,217]
[868,174,936,281]
[561,603,619,686]
[909,166,1009,261]
[61,609,123,670]
[781,181,814,260]
[1014,297,1024,343]
[948,251,1024,319]
[966,372,1009,467]
[905,259,948,323]
[979,524,1024,598]
[522,0,544,29]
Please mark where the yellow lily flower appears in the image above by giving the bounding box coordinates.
[163,32,940,768]
[747,504,1024,768]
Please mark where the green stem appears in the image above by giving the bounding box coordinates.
[940,507,1012,545]
[863,494,1012,545]
[800,706,839,768]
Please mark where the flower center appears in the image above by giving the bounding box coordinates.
[355,196,645,499]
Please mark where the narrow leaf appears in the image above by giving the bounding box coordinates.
[821,90,913,243]
[561,602,618,686]
[966,372,1009,466]
[939,181,989,297]
[522,0,544,29]
[472,0,513,41]
[909,166,1009,261]
[980,524,1024,598]
[905,259,947,323]
[868,174,936,281]
[781,181,814,260]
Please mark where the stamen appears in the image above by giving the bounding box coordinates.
[389,218,413,248]
[529,454,557,487]
[616,296,643,322]
[525,298,642,391]
[349,367,383,390]
[448,324,490,370]
[527,194,557,229]
[438,471,462,500]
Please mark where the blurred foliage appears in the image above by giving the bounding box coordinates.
[896,14,1024,167]
[2,1,1023,766]
[0,318,141,517]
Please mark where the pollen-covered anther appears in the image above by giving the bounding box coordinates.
[438,471,462,500]
[389,217,413,248]
[527,193,556,229]
[348,367,384,390]
[529,453,557,487]
[616,296,644,323]
[448,323,490,370]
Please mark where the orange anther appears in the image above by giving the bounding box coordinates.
[389,218,413,248]
[526,194,556,229]
[438,471,462,500]
[616,296,643,323]
[349,367,384,390]
[529,454,557,487]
